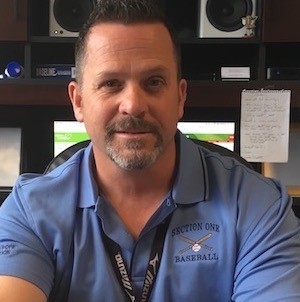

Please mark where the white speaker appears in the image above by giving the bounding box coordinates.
[49,0,96,37]
[198,0,257,38]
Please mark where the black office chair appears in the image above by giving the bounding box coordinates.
[44,138,252,173]
[45,140,91,173]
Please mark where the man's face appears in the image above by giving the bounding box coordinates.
[69,22,187,170]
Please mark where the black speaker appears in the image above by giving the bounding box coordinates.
[198,0,256,38]
[49,0,96,37]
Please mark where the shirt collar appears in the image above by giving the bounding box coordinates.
[77,143,99,208]
[77,132,209,208]
[171,131,209,205]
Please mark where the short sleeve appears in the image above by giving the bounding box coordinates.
[233,186,300,301]
[0,186,54,297]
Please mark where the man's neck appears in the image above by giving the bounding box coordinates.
[93,148,176,239]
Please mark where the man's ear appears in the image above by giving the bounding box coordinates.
[178,78,187,120]
[68,81,84,122]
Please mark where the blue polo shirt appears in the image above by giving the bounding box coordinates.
[0,133,299,301]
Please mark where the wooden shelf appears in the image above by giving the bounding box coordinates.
[0,81,70,106]
[1,79,300,109]
[180,37,260,45]
[186,80,300,109]
[30,36,77,43]
[0,0,299,112]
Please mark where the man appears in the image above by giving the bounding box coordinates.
[0,0,299,301]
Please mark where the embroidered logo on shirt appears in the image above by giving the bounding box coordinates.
[171,221,220,263]
[0,244,16,256]
[178,233,213,254]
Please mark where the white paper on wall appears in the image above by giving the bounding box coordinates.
[240,89,291,162]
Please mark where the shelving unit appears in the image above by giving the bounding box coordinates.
[0,0,299,111]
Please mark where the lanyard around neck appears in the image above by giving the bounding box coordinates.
[101,214,172,302]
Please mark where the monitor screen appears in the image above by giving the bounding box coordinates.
[177,121,235,151]
[54,121,89,157]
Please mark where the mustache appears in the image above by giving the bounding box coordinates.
[105,117,160,138]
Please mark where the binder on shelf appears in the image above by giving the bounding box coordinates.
[34,64,76,79]
[221,67,250,81]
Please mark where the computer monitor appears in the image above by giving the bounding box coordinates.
[0,127,22,187]
[54,121,89,156]
[177,121,235,151]
[0,127,22,205]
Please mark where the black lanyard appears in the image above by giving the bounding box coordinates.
[101,215,172,302]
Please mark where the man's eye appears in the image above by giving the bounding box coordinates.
[104,79,120,87]
[96,79,123,94]
[146,77,166,88]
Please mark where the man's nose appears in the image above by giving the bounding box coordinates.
[119,83,147,118]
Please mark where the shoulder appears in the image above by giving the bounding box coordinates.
[196,140,295,236]
[0,147,88,238]
[175,132,283,207]
[17,150,83,206]
[192,138,281,196]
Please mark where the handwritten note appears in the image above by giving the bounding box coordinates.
[240,90,291,162]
